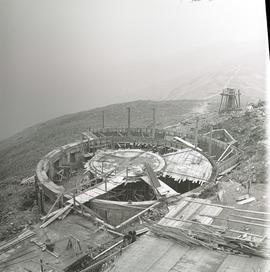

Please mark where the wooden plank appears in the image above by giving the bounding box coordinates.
[171,202,202,228]
[74,209,115,230]
[183,197,270,216]
[92,240,123,260]
[230,214,270,223]
[144,162,161,188]
[225,218,270,229]
[40,204,72,228]
[237,197,256,205]
[42,194,62,223]
[217,144,232,162]
[195,205,223,225]
[115,202,161,229]
[159,200,188,226]
[236,194,250,201]
[0,230,36,252]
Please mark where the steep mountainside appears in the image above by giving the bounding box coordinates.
[0,100,203,180]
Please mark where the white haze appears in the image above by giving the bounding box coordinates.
[0,0,268,140]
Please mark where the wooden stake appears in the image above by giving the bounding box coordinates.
[40,259,44,272]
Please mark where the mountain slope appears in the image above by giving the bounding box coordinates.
[0,99,204,180]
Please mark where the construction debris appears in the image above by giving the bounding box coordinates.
[237,196,256,205]
[40,204,72,228]
[148,223,269,258]
[31,238,59,258]
[20,175,35,185]
[0,229,36,253]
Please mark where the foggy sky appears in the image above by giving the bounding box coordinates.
[0,0,268,140]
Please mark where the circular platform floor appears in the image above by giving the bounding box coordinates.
[86,149,166,177]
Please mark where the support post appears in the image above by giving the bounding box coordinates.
[105,177,107,193]
[194,117,199,148]
[40,188,45,214]
[238,89,241,108]
[208,126,213,156]
[152,108,156,139]
[127,107,131,136]
[102,110,105,129]
[40,259,44,272]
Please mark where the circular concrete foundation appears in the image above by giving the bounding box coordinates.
[87,149,166,178]
[36,128,218,226]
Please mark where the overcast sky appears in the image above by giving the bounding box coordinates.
[0,0,268,140]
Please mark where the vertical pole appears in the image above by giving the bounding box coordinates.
[194,117,199,148]
[127,107,131,136]
[37,186,42,213]
[40,259,44,272]
[102,110,105,129]
[238,89,241,108]
[152,108,156,139]
[59,194,64,208]
[208,126,213,156]
[40,188,45,214]
[34,176,39,204]
[105,177,107,193]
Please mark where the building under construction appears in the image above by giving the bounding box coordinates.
[0,107,269,272]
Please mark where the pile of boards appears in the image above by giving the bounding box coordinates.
[40,203,73,228]
[149,223,269,259]
[0,229,36,253]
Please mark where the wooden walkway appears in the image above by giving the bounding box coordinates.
[67,175,125,204]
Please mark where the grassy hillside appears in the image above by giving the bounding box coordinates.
[0,99,203,180]
[0,99,205,239]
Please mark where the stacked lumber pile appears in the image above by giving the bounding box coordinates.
[40,204,73,228]
[0,229,36,253]
[148,224,270,258]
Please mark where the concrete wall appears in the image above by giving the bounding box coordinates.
[36,128,220,207]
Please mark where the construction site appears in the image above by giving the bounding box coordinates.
[0,91,268,272]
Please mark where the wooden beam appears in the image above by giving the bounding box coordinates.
[217,217,270,229]
[219,149,233,162]
[40,204,72,228]
[75,208,115,230]
[183,197,270,216]
[230,214,270,223]
[74,199,102,219]
[92,240,123,260]
[163,217,264,238]
[115,201,161,229]
[42,194,62,223]
[217,144,232,162]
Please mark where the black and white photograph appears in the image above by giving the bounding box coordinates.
[0,0,269,271]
